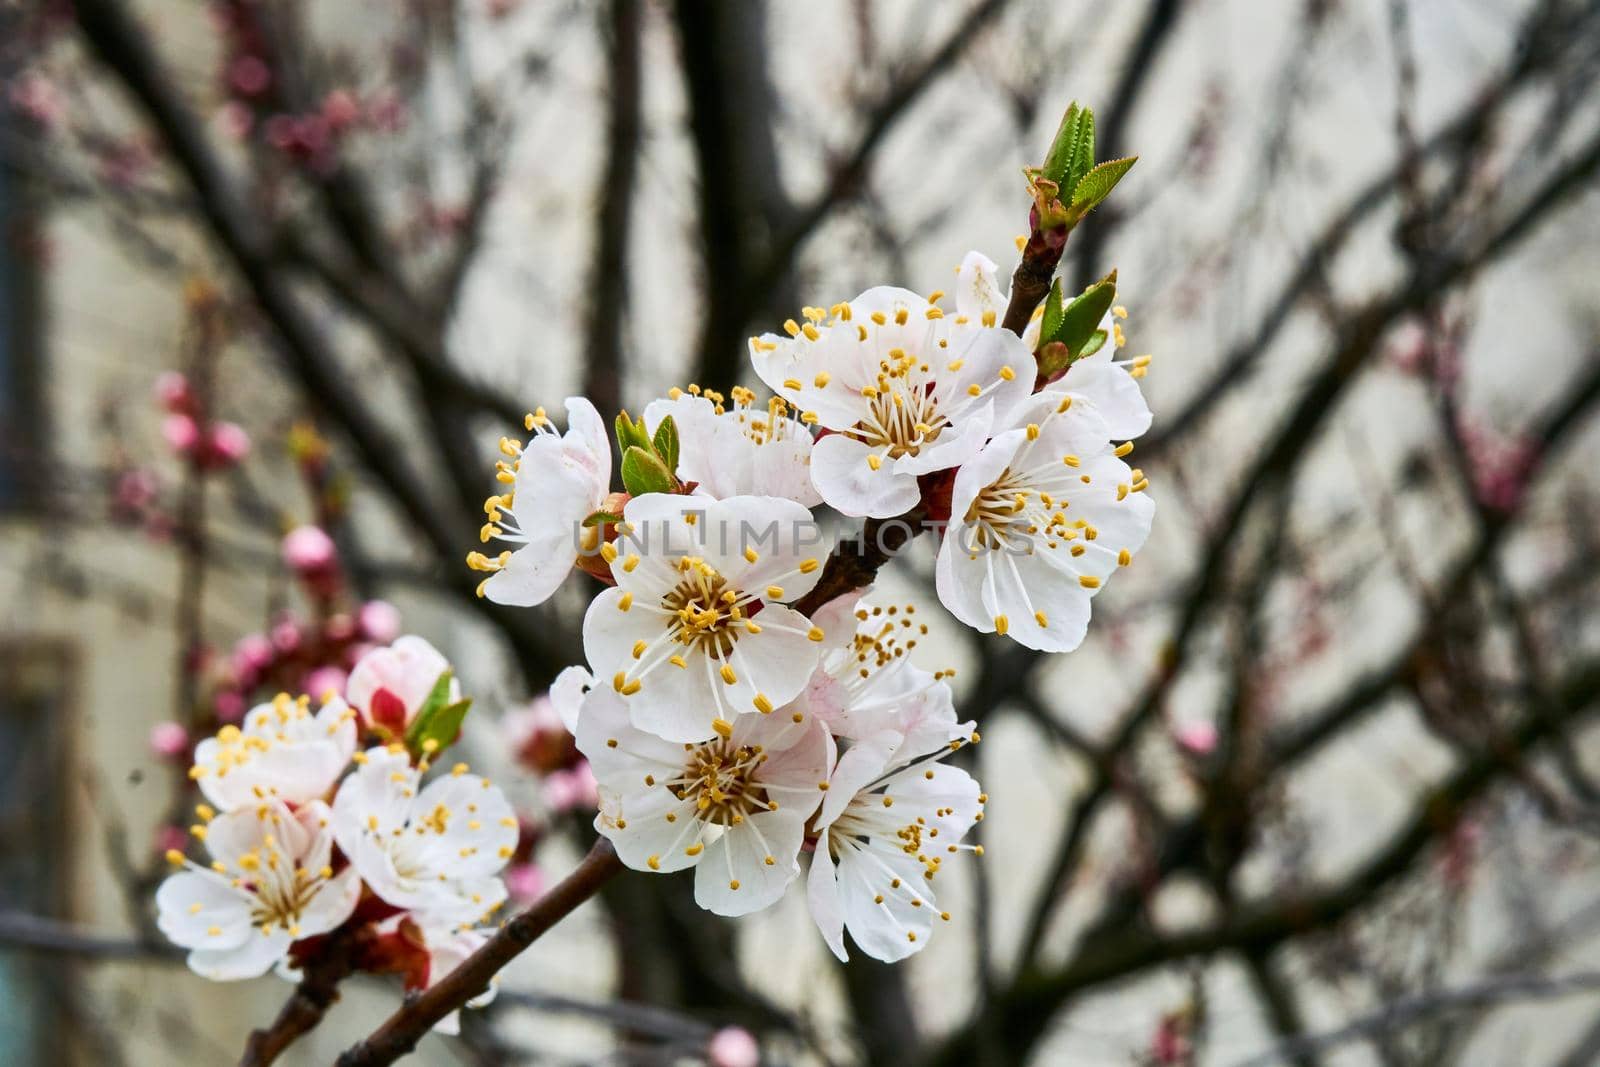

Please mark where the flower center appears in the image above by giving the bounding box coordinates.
[848,349,948,458]
[669,740,770,825]
[660,559,748,657]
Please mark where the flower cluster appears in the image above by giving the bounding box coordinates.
[469,250,1155,960]
[157,636,515,1033]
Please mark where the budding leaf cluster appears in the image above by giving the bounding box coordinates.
[615,412,682,498]
[1029,102,1137,233]
[1036,270,1117,380]
[404,670,472,757]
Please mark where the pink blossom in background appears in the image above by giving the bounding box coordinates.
[207,421,251,466]
[112,468,158,516]
[228,54,271,96]
[283,525,338,574]
[271,618,303,654]
[541,761,599,814]
[213,689,246,723]
[707,1027,761,1067]
[505,862,544,904]
[232,632,275,679]
[1173,721,1217,757]
[303,666,349,703]
[162,413,200,454]
[153,824,188,858]
[357,600,402,644]
[9,72,64,130]
[148,721,189,759]
[322,88,361,132]
[154,371,192,413]
[217,100,254,140]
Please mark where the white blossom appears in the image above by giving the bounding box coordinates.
[582,493,828,743]
[470,397,611,606]
[644,386,821,505]
[804,661,982,963]
[410,920,498,1036]
[156,800,360,979]
[346,635,460,734]
[190,693,357,812]
[936,389,1154,651]
[749,280,1033,518]
[331,747,517,926]
[956,250,1152,439]
[575,686,834,917]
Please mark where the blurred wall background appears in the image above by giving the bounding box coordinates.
[1,0,1599,1064]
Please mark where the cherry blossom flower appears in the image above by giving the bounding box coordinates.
[156,800,360,979]
[956,250,1152,439]
[936,390,1154,651]
[412,921,499,1035]
[749,278,1033,517]
[708,1027,762,1067]
[644,385,821,505]
[331,747,516,926]
[189,693,357,812]
[807,712,982,962]
[575,686,833,916]
[470,398,612,607]
[582,494,828,742]
[346,635,460,735]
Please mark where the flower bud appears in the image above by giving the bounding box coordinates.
[162,413,200,455]
[358,600,403,644]
[148,721,190,759]
[707,1027,760,1067]
[303,666,349,704]
[206,421,252,467]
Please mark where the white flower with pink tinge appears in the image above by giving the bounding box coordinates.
[644,386,821,506]
[156,800,360,979]
[807,722,983,962]
[956,250,1152,439]
[749,277,1034,518]
[189,693,357,812]
[346,635,460,735]
[936,389,1154,652]
[582,493,828,743]
[575,686,834,917]
[331,747,517,926]
[470,397,612,607]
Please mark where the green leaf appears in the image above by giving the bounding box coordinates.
[620,445,675,497]
[1066,107,1096,191]
[408,697,473,757]
[582,509,624,528]
[614,411,652,456]
[652,415,680,474]
[1078,329,1108,360]
[1039,279,1066,348]
[1070,156,1137,213]
[403,670,458,751]
[1040,271,1117,365]
[1040,102,1082,188]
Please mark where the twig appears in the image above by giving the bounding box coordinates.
[238,923,372,1067]
[336,840,624,1066]
[1229,970,1600,1067]
[0,910,177,962]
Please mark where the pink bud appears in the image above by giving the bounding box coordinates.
[113,468,158,513]
[217,100,254,140]
[207,421,252,466]
[154,824,189,858]
[162,413,200,454]
[271,619,303,654]
[1173,721,1217,757]
[707,1027,760,1067]
[358,600,403,644]
[233,632,275,676]
[542,761,599,813]
[149,721,190,759]
[229,54,271,96]
[282,525,338,574]
[154,371,192,412]
[505,862,544,904]
[322,89,361,133]
[303,666,349,704]
[214,689,247,723]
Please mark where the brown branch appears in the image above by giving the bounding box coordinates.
[583,0,642,418]
[238,924,371,1067]
[335,840,623,1067]
[0,910,177,962]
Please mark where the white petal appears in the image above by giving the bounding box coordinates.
[596,784,701,874]
[955,250,1007,322]
[157,872,251,950]
[187,925,293,980]
[1058,361,1151,439]
[296,866,361,938]
[806,845,849,962]
[811,433,920,519]
[548,665,593,734]
[837,846,933,963]
[816,730,901,829]
[482,529,578,608]
[412,773,519,879]
[694,811,804,917]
